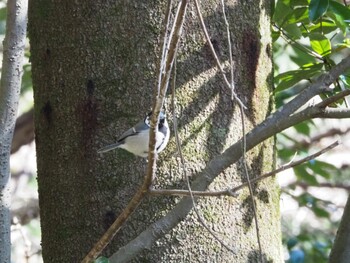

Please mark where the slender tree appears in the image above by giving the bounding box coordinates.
[0,0,28,262]
[29,0,281,262]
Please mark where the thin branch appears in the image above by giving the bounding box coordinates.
[283,89,350,129]
[290,182,350,191]
[289,127,350,150]
[81,1,189,262]
[242,55,350,154]
[171,52,235,254]
[273,23,324,60]
[220,0,235,99]
[195,0,262,256]
[0,0,28,262]
[317,88,350,108]
[149,140,340,197]
[155,0,173,96]
[318,108,350,118]
[238,103,263,262]
[107,50,350,263]
[193,0,246,109]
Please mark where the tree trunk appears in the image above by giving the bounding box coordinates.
[0,1,28,262]
[29,0,281,262]
[329,194,350,263]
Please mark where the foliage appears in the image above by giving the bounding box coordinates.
[93,257,109,263]
[273,0,350,262]
[1,0,349,261]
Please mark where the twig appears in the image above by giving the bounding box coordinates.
[193,0,246,109]
[318,108,350,118]
[290,181,350,191]
[219,0,262,258]
[107,56,350,262]
[171,42,235,254]
[282,89,350,129]
[81,1,189,262]
[155,0,173,95]
[287,127,350,151]
[273,23,324,60]
[220,0,235,100]
[149,140,340,197]
[317,88,350,108]
[12,217,32,263]
[238,103,263,262]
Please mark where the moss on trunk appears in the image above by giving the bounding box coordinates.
[29,0,281,262]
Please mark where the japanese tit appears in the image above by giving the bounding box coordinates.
[98,111,170,157]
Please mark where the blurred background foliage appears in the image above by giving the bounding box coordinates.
[2,0,349,262]
[273,0,350,262]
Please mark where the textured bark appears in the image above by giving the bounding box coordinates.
[29,0,281,262]
[0,0,28,262]
[329,194,350,263]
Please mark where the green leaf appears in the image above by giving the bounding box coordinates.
[298,193,316,206]
[286,7,310,24]
[287,237,299,249]
[93,257,109,263]
[274,0,293,26]
[302,21,337,35]
[327,1,350,33]
[0,7,6,21]
[272,29,281,42]
[307,160,338,179]
[291,0,310,7]
[294,121,314,136]
[21,64,33,94]
[294,165,319,185]
[309,0,329,22]
[339,74,350,88]
[284,23,303,40]
[275,63,324,92]
[278,148,296,160]
[309,33,331,56]
[328,1,350,23]
[313,206,330,218]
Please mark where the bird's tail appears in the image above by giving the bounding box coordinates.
[97,143,121,154]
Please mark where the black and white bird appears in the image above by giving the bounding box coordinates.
[97,111,170,157]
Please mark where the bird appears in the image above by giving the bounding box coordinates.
[97,111,170,157]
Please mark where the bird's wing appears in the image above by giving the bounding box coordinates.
[116,120,149,142]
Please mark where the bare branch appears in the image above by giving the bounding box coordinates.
[318,108,350,119]
[220,0,235,99]
[81,1,189,262]
[171,64,235,253]
[0,0,28,261]
[107,55,350,262]
[318,89,350,108]
[290,182,350,191]
[149,141,340,197]
[193,0,246,109]
[108,142,339,262]
[239,103,265,260]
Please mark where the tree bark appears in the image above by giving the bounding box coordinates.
[329,194,350,263]
[0,0,28,262]
[29,0,281,262]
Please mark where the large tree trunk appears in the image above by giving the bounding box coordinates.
[29,0,281,262]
